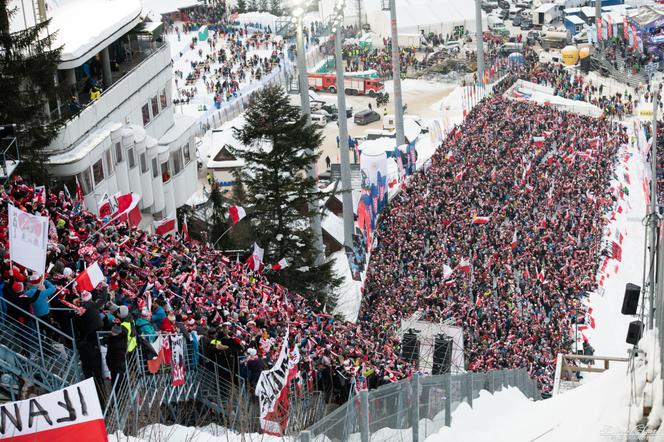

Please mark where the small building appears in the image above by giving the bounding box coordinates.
[564,14,586,36]
[534,3,560,27]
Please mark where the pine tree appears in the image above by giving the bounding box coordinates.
[0,2,63,181]
[269,0,282,16]
[258,0,268,12]
[247,0,258,12]
[209,183,231,249]
[237,0,247,13]
[232,85,341,304]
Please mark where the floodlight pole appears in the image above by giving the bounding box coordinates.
[388,0,405,147]
[296,16,326,266]
[475,0,485,79]
[595,0,602,49]
[334,26,355,250]
[650,94,658,329]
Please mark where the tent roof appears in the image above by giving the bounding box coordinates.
[628,5,664,28]
[367,0,476,32]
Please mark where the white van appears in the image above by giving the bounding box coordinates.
[487,16,506,31]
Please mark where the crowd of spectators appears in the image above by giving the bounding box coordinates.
[361,92,626,393]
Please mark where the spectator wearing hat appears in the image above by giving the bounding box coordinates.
[76,291,103,343]
[151,299,166,330]
[135,309,157,342]
[244,347,263,393]
[105,324,128,392]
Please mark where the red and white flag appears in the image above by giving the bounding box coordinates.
[472,216,490,224]
[75,176,85,204]
[272,258,289,271]
[246,243,264,272]
[510,230,517,250]
[154,216,177,236]
[113,192,142,226]
[443,264,454,280]
[537,267,545,284]
[532,137,545,149]
[458,258,471,273]
[455,169,464,181]
[229,205,246,224]
[75,262,105,291]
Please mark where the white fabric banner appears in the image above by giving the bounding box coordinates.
[0,377,106,441]
[255,327,290,435]
[8,204,49,275]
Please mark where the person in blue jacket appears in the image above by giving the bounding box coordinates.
[25,276,55,323]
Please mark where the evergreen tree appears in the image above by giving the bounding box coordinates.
[247,0,258,12]
[269,0,282,16]
[258,0,268,12]
[232,85,340,304]
[0,2,63,181]
[236,0,247,13]
[209,183,231,249]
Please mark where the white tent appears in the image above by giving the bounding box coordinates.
[364,0,487,37]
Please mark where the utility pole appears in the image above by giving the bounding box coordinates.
[475,0,485,80]
[650,95,659,328]
[295,17,326,266]
[388,0,405,147]
[334,26,354,250]
[595,0,602,49]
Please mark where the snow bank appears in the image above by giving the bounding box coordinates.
[109,423,285,442]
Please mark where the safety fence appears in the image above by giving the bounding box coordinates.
[300,368,540,442]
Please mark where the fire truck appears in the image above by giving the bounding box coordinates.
[307,73,385,96]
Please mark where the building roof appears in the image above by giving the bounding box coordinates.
[48,0,143,69]
[565,15,585,25]
[48,122,123,165]
[141,0,199,16]
[628,5,664,29]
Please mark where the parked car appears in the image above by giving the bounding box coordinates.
[527,30,540,45]
[354,109,381,126]
[512,15,523,27]
[310,113,328,127]
[321,103,353,119]
[520,19,533,30]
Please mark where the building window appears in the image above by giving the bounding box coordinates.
[182,142,191,164]
[142,104,150,126]
[128,147,136,169]
[77,168,93,195]
[152,157,159,178]
[160,88,167,109]
[151,96,159,117]
[140,152,148,174]
[172,148,183,175]
[114,142,123,163]
[92,159,104,185]
[161,160,171,182]
[104,149,114,176]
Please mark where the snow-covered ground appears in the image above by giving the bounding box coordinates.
[427,330,662,442]
[109,423,283,442]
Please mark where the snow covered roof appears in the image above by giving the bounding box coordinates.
[565,15,585,25]
[48,122,122,165]
[49,0,143,69]
[158,115,196,146]
[141,0,199,16]
[365,0,481,35]
[322,211,345,247]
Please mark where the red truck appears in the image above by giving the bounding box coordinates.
[307,73,385,96]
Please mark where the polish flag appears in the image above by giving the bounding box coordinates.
[443,264,454,280]
[458,258,471,273]
[272,258,289,271]
[444,279,456,287]
[98,193,114,219]
[229,205,246,224]
[472,216,490,224]
[532,137,545,149]
[75,262,105,291]
[154,217,177,236]
[510,231,517,250]
[246,243,264,272]
[589,137,600,149]
[524,183,534,192]
[113,192,142,227]
[537,267,545,284]
[455,169,464,181]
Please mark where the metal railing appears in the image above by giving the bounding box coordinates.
[0,297,82,392]
[300,368,540,442]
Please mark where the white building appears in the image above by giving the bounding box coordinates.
[12,0,198,221]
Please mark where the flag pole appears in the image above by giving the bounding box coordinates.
[212,224,235,248]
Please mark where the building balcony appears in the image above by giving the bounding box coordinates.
[48,41,172,155]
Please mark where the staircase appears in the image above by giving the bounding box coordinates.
[0,298,248,436]
[330,164,362,189]
[0,298,82,393]
[591,50,646,88]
